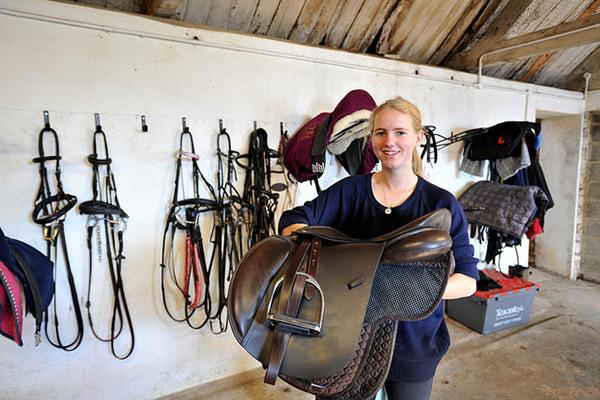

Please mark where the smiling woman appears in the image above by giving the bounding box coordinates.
[369,99,425,213]
[279,96,478,400]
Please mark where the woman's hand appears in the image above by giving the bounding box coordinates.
[281,223,308,236]
[442,273,477,299]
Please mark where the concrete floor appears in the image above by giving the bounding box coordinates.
[195,269,600,400]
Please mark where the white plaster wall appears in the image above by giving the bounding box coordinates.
[586,90,600,111]
[536,116,583,278]
[0,0,585,398]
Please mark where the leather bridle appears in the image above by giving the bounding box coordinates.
[235,127,281,246]
[79,115,134,360]
[32,111,83,351]
[160,119,220,330]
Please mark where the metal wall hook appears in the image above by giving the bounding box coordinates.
[141,115,148,132]
[253,120,257,131]
[43,110,50,128]
[219,118,224,132]
[94,113,102,130]
[182,117,188,132]
[280,122,284,135]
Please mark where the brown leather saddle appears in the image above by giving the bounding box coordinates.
[228,209,454,399]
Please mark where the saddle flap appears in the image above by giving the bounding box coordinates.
[239,240,385,379]
[228,235,292,343]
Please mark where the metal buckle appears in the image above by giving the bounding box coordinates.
[43,223,59,241]
[266,272,324,336]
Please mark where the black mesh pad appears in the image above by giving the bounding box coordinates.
[364,253,451,323]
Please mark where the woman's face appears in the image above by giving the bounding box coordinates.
[371,107,423,172]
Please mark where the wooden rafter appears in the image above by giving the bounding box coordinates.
[144,0,185,18]
[482,12,600,67]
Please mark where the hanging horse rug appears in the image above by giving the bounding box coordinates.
[228,209,455,399]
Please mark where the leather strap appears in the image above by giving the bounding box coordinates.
[43,222,84,352]
[264,238,320,384]
[304,238,321,301]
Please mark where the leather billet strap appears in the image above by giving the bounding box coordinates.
[265,237,322,384]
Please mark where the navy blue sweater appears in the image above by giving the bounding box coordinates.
[278,174,479,383]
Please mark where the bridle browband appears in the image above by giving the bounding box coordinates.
[32,111,83,351]
[79,114,135,360]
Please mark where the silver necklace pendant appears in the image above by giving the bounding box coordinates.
[384,207,392,215]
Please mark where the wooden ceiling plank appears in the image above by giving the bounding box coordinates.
[573,46,600,90]
[341,0,397,53]
[581,0,600,18]
[484,13,600,66]
[324,0,365,48]
[228,0,260,32]
[306,0,344,45]
[289,0,328,42]
[444,0,534,70]
[206,0,235,29]
[378,0,473,63]
[518,0,599,83]
[131,0,145,13]
[106,0,132,11]
[267,0,307,39]
[375,0,413,55]
[560,0,598,22]
[249,0,281,35]
[144,0,185,18]
[519,52,554,82]
[428,0,488,65]
[505,0,562,38]
[182,0,211,25]
[533,43,599,87]
[436,0,506,67]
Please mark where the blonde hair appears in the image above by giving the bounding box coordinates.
[368,97,424,177]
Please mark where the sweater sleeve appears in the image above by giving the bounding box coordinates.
[278,179,351,234]
[447,197,480,280]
